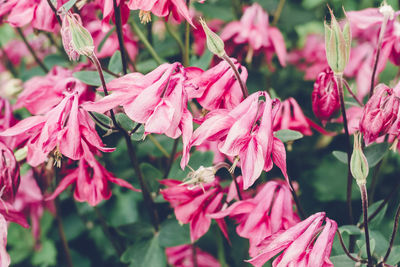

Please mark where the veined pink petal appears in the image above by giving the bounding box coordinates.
[0,215,10,267]
[0,116,45,137]
[240,136,265,190]
[272,137,288,182]
[46,172,78,202]
[145,100,175,134]
[308,219,337,267]
[268,27,287,67]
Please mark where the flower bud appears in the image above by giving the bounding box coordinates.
[324,7,351,74]
[312,68,340,124]
[0,142,20,202]
[359,84,400,145]
[61,12,94,60]
[350,132,369,185]
[199,17,226,58]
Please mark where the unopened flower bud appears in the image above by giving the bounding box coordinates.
[324,7,351,74]
[199,17,226,58]
[359,84,400,145]
[0,142,20,202]
[181,166,216,190]
[350,132,369,185]
[61,12,94,60]
[312,68,340,124]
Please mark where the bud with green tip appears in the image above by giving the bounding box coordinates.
[199,17,226,58]
[324,7,351,74]
[350,132,369,185]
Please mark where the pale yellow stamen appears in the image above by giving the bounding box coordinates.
[139,10,152,24]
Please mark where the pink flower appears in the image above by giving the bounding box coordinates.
[0,97,19,148]
[248,212,337,267]
[188,58,247,110]
[188,92,288,189]
[166,244,221,267]
[211,180,300,256]
[127,0,194,25]
[83,63,194,168]
[312,69,340,125]
[0,141,20,203]
[15,66,93,115]
[221,3,286,66]
[360,84,400,145]
[96,0,130,26]
[0,214,10,267]
[274,97,312,136]
[47,144,139,206]
[160,179,227,242]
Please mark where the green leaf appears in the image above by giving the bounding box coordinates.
[90,112,113,130]
[73,71,115,86]
[357,200,387,230]
[140,163,163,193]
[106,191,139,227]
[168,151,214,180]
[121,235,166,267]
[98,26,115,52]
[159,219,191,247]
[330,254,359,266]
[364,142,388,167]
[108,50,123,74]
[116,222,154,241]
[32,240,57,266]
[7,224,34,264]
[130,124,145,141]
[115,113,136,132]
[356,238,376,259]
[191,50,213,70]
[44,54,69,69]
[61,0,77,12]
[386,245,400,265]
[274,129,303,143]
[339,225,362,235]
[332,151,347,164]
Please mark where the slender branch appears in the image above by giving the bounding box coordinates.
[164,138,179,178]
[47,0,62,25]
[288,176,305,220]
[16,28,49,73]
[184,14,190,67]
[343,79,364,107]
[147,134,170,158]
[272,0,286,26]
[113,0,128,75]
[336,230,368,264]
[165,23,185,60]
[368,158,384,203]
[102,67,121,78]
[360,183,373,265]
[221,54,249,98]
[54,198,74,267]
[383,203,400,263]
[130,20,164,65]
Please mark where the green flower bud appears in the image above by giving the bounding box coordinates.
[350,132,369,185]
[199,17,226,58]
[324,7,351,74]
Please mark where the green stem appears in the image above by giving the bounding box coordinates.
[148,134,170,158]
[272,0,286,26]
[130,20,164,65]
[164,138,179,178]
[336,230,368,264]
[360,183,373,265]
[54,198,74,267]
[383,203,400,263]
[221,54,248,98]
[113,0,128,74]
[184,19,190,67]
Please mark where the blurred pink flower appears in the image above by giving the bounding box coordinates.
[160,179,227,242]
[96,0,130,26]
[0,98,19,148]
[274,97,312,136]
[0,214,10,267]
[211,180,299,256]
[0,141,20,203]
[221,3,286,66]
[166,244,221,267]
[248,212,337,267]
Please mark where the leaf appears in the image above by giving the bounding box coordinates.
[7,223,34,264]
[32,240,57,266]
[357,238,376,259]
[106,191,139,227]
[339,225,362,235]
[330,254,359,267]
[357,200,387,230]
[44,54,69,68]
[364,142,388,167]
[115,113,136,132]
[191,50,213,70]
[116,222,154,241]
[140,163,163,193]
[274,129,303,143]
[90,112,113,130]
[61,0,77,12]
[386,245,400,265]
[159,219,191,247]
[73,71,115,86]
[332,151,347,164]
[121,235,166,267]
[130,124,145,141]
[108,50,123,74]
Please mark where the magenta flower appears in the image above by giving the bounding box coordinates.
[274,97,312,136]
[187,92,288,189]
[160,179,227,242]
[0,214,10,267]
[221,3,286,66]
[188,58,248,110]
[47,145,139,206]
[360,84,400,145]
[0,97,19,149]
[166,244,221,267]
[312,69,340,125]
[96,0,130,26]
[0,141,20,203]
[211,180,300,256]
[248,212,337,267]
[127,0,194,25]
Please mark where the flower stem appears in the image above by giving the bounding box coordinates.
[360,183,373,265]
[54,198,74,267]
[184,9,190,67]
[288,176,305,220]
[383,202,400,263]
[337,229,368,264]
[221,54,249,98]
[272,0,286,26]
[46,0,62,25]
[113,0,128,74]
[164,138,179,178]
[130,19,164,65]
[343,79,364,107]
[16,27,49,73]
[148,134,170,158]
[215,162,242,201]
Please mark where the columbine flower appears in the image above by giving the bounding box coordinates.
[248,212,337,267]
[360,84,400,145]
[0,141,20,203]
[166,244,221,267]
[312,69,340,125]
[181,166,216,191]
[210,180,300,256]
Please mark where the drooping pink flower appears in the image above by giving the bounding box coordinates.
[360,84,400,145]
[188,58,247,110]
[312,69,341,125]
[166,244,221,267]
[187,91,288,189]
[47,144,139,206]
[274,97,312,136]
[0,141,20,203]
[221,3,286,66]
[0,214,10,267]
[83,63,195,168]
[248,212,337,267]
[0,97,19,148]
[15,66,93,115]
[211,180,300,256]
[127,0,194,25]
[160,179,227,242]
[95,0,130,27]
[0,87,113,167]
